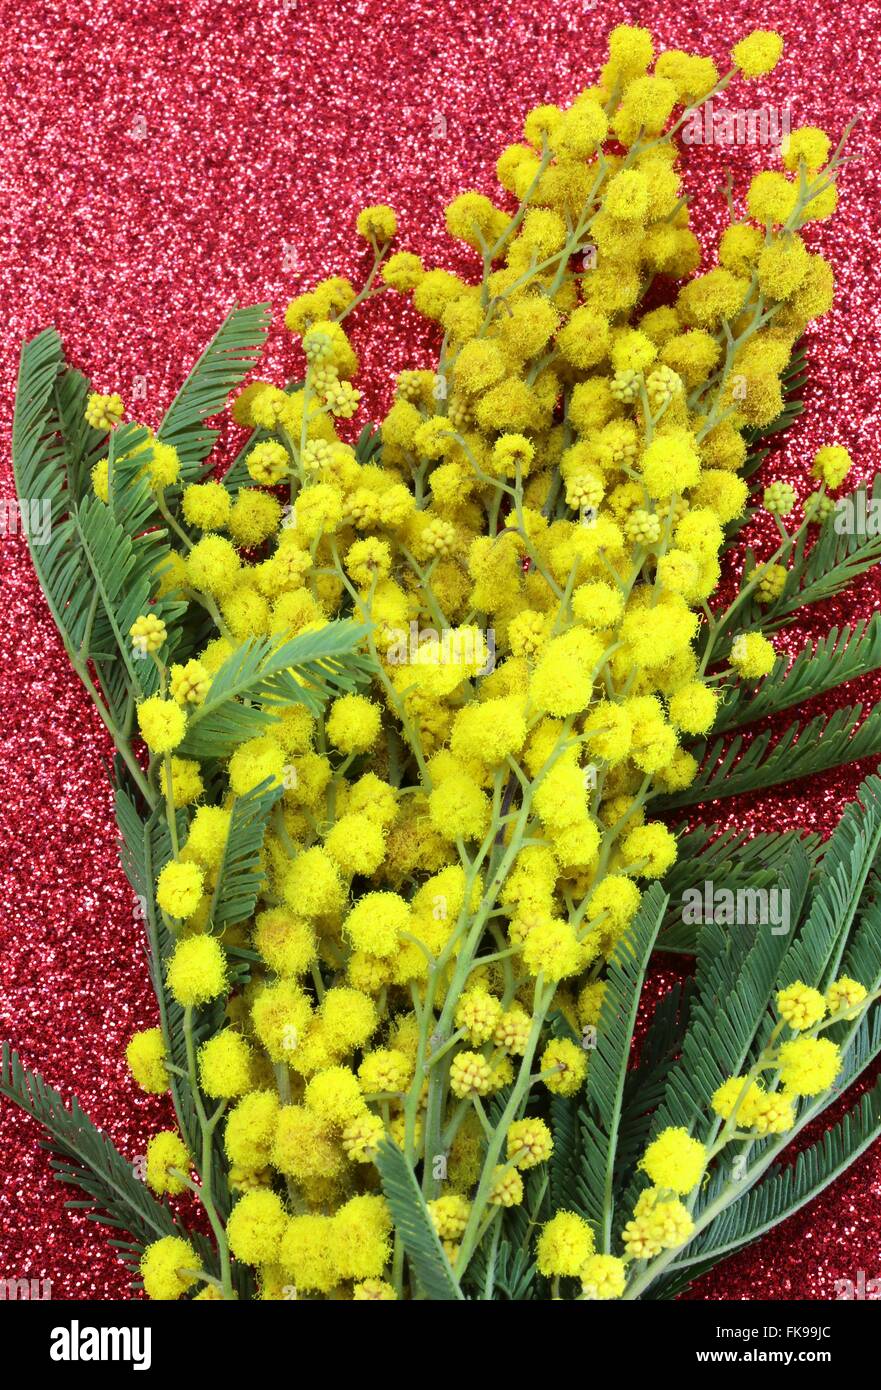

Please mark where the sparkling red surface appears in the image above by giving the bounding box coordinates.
[1,0,880,1301]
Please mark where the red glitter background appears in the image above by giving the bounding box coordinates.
[1,0,880,1301]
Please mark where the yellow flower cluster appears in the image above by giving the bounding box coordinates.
[115,24,855,1299]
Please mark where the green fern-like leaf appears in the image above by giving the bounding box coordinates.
[354,422,383,464]
[74,490,185,702]
[714,618,881,734]
[208,779,283,931]
[613,981,695,1182]
[12,331,94,651]
[12,330,186,724]
[178,621,374,759]
[657,704,881,810]
[157,303,271,475]
[375,1140,464,1301]
[579,883,667,1246]
[0,1044,179,1251]
[777,777,881,992]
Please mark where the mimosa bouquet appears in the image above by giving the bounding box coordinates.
[7,23,881,1302]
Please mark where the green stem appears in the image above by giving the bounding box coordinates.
[183,1007,234,1300]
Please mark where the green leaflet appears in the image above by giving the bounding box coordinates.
[74,490,185,700]
[207,779,283,932]
[375,1140,464,1301]
[12,331,103,656]
[157,303,271,475]
[713,617,881,733]
[52,364,108,500]
[0,1044,179,1254]
[177,621,374,759]
[12,332,186,724]
[354,421,383,464]
[579,883,667,1246]
[612,981,694,1183]
[548,1091,584,1218]
[656,703,881,810]
[777,777,881,992]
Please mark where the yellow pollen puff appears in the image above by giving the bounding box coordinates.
[731,29,783,78]
[126,1028,169,1094]
[166,934,227,1007]
[356,204,397,243]
[137,695,187,754]
[536,1211,595,1276]
[156,859,204,920]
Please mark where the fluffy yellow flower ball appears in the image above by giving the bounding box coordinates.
[166,934,228,1008]
[140,1236,199,1301]
[356,204,397,243]
[536,1211,594,1277]
[145,1131,190,1196]
[639,1126,706,1194]
[137,695,187,754]
[156,859,204,920]
[812,445,853,490]
[199,1031,254,1098]
[343,892,411,959]
[224,1089,280,1169]
[126,1028,169,1093]
[326,693,382,755]
[540,1038,588,1096]
[227,1189,288,1266]
[186,534,241,597]
[777,1037,841,1096]
[731,30,783,78]
[731,632,776,679]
